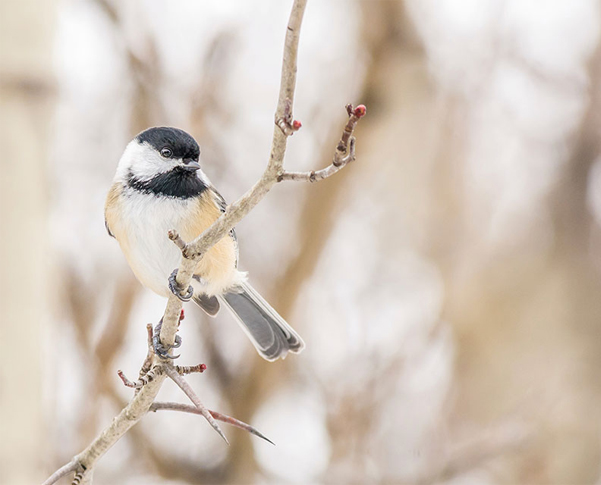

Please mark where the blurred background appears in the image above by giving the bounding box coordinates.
[3,0,601,483]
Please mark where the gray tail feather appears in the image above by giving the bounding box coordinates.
[218,281,305,361]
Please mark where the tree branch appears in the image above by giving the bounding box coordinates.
[41,459,79,485]
[164,365,229,444]
[149,402,274,445]
[44,0,365,482]
[278,104,366,182]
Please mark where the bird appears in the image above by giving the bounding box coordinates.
[105,126,304,361]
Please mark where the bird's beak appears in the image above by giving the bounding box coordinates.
[181,161,201,172]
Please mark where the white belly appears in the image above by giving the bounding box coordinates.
[111,188,243,297]
[119,191,196,297]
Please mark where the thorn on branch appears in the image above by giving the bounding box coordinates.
[276,97,302,136]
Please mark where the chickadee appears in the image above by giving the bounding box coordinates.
[105,127,304,361]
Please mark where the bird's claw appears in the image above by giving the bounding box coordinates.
[168,269,194,302]
[153,320,181,360]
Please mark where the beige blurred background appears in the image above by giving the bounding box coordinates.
[3,0,601,484]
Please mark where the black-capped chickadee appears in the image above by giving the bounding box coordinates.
[105,127,304,361]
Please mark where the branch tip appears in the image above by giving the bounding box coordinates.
[150,402,275,445]
[175,363,207,375]
[168,229,187,252]
[354,104,367,117]
[277,101,365,183]
[118,365,164,389]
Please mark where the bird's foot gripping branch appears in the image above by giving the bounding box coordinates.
[43,0,367,482]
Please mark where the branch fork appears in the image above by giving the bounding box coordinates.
[168,230,203,260]
[278,103,366,183]
[116,324,268,446]
[44,1,368,482]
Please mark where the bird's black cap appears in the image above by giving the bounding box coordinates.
[136,127,200,161]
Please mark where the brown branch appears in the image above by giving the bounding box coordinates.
[117,365,164,389]
[156,0,309,356]
[43,1,367,483]
[149,402,274,445]
[164,366,229,445]
[137,324,155,381]
[41,459,79,485]
[175,363,207,375]
[278,104,366,182]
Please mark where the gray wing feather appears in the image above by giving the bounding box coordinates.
[192,293,220,316]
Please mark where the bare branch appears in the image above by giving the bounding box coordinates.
[41,459,79,485]
[150,402,275,445]
[42,1,368,482]
[175,363,207,375]
[167,229,187,252]
[117,365,164,389]
[137,324,155,381]
[160,0,310,359]
[165,366,229,445]
[279,104,366,182]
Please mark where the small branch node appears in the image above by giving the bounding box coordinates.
[168,229,187,251]
[275,97,301,136]
[175,363,207,375]
[118,364,164,389]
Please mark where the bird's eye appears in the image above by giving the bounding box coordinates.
[160,147,173,158]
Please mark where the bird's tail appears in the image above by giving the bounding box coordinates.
[217,281,305,361]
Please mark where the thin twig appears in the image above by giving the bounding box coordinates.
[41,459,79,485]
[137,324,155,380]
[175,363,207,375]
[165,366,229,445]
[278,104,366,182]
[150,402,275,445]
[167,229,187,252]
[117,365,164,389]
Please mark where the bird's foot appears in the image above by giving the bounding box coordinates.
[153,319,182,360]
[168,268,194,302]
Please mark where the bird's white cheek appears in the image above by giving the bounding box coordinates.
[115,141,178,182]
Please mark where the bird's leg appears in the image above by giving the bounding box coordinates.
[168,268,194,302]
[152,318,182,360]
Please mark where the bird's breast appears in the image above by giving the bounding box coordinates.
[106,186,238,297]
